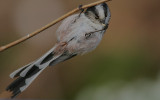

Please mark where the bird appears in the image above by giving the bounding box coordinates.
[6,2,111,98]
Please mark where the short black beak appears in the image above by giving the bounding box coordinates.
[100,20,105,24]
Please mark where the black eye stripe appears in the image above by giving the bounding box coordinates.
[101,3,108,17]
[95,11,99,18]
[104,7,108,17]
[85,6,99,18]
[85,3,108,19]
[85,6,95,15]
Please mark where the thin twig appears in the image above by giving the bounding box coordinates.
[0,0,111,52]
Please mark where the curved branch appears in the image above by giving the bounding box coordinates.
[0,0,111,52]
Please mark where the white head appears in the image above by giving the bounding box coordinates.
[85,3,111,25]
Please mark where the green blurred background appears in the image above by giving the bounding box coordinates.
[0,0,160,99]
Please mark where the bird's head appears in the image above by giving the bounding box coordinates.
[85,3,111,25]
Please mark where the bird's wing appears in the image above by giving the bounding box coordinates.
[56,14,79,42]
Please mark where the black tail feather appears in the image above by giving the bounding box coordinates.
[6,51,77,98]
[13,65,29,78]
[6,77,25,98]
[6,65,41,98]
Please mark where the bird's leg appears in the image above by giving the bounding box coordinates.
[73,5,84,23]
[86,26,109,35]
[78,5,84,17]
[85,25,109,39]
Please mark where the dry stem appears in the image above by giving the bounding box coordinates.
[0,0,111,52]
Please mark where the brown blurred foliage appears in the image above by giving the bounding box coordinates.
[0,0,160,99]
[0,91,12,99]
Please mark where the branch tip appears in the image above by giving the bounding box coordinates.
[0,0,111,52]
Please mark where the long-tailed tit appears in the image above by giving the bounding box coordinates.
[6,3,111,98]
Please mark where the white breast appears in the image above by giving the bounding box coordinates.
[57,13,105,54]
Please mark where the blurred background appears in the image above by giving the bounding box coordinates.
[0,0,160,99]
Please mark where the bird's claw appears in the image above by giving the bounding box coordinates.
[78,5,84,17]
[78,4,84,12]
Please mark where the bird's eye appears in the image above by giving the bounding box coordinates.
[95,16,99,19]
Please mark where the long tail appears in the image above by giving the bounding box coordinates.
[6,45,77,98]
